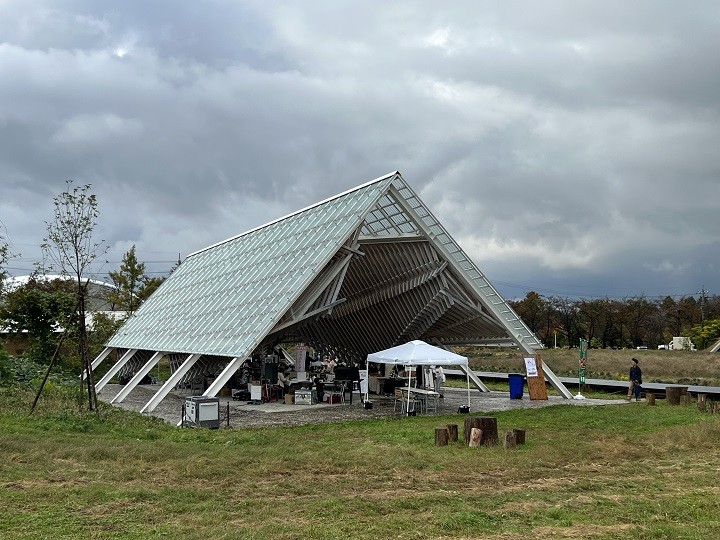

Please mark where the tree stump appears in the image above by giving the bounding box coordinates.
[697,394,707,412]
[463,417,481,445]
[464,416,498,446]
[469,427,482,448]
[680,394,690,406]
[446,424,458,442]
[512,428,526,445]
[435,428,449,446]
[712,402,720,415]
[477,417,499,446]
[666,386,682,406]
[503,431,516,449]
[646,393,655,406]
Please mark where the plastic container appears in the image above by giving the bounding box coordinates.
[508,373,524,399]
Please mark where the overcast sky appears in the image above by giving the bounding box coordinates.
[1,1,718,300]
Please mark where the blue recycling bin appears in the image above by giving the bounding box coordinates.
[508,373,524,399]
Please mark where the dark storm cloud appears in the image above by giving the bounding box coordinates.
[1,0,719,299]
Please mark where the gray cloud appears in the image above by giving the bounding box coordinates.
[1,0,719,300]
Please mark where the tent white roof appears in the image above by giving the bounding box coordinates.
[366,340,468,366]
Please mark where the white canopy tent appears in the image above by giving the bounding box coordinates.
[366,340,470,413]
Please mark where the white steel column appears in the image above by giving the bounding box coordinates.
[109,351,164,403]
[459,364,490,393]
[140,354,201,413]
[95,348,138,392]
[204,357,243,397]
[91,347,113,371]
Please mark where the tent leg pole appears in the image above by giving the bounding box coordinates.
[466,370,470,409]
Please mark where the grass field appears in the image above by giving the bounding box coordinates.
[2,382,720,539]
[462,347,720,386]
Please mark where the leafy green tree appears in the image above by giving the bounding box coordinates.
[42,180,107,411]
[677,296,700,334]
[138,276,164,301]
[551,296,581,348]
[691,318,720,349]
[0,345,11,385]
[108,245,144,312]
[512,291,544,334]
[0,227,17,298]
[0,277,75,364]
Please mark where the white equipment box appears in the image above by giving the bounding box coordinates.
[295,389,316,405]
[184,396,220,429]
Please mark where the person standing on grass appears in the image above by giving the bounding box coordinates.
[627,358,642,401]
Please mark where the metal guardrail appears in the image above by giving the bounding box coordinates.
[444,369,720,398]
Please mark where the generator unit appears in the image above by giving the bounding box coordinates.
[184,396,220,429]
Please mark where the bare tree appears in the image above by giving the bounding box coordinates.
[42,181,107,411]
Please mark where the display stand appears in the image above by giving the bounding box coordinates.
[525,355,548,400]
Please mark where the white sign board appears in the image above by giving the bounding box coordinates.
[524,357,538,377]
[359,369,368,395]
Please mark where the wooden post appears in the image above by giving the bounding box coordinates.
[646,393,655,406]
[435,428,449,446]
[469,427,482,448]
[666,386,682,406]
[512,428,526,445]
[697,394,707,412]
[477,416,499,446]
[712,402,720,415]
[680,394,690,406]
[525,355,548,400]
[446,424,458,442]
[503,431,516,449]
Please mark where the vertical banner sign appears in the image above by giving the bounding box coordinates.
[579,338,588,386]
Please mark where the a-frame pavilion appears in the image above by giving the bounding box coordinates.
[92,171,572,413]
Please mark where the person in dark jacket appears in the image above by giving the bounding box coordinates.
[627,358,642,401]
[313,377,324,403]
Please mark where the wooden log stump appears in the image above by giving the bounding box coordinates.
[478,417,499,446]
[697,394,707,413]
[666,386,682,406]
[503,431,517,449]
[435,428,449,446]
[512,428,526,445]
[469,427,482,448]
[646,393,655,406]
[463,417,481,445]
[712,402,720,415]
[680,394,690,406]
[446,424,458,442]
[464,416,498,446]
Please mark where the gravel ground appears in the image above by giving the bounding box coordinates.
[97,384,625,429]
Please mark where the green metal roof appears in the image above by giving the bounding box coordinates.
[108,171,542,361]
[108,173,395,356]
